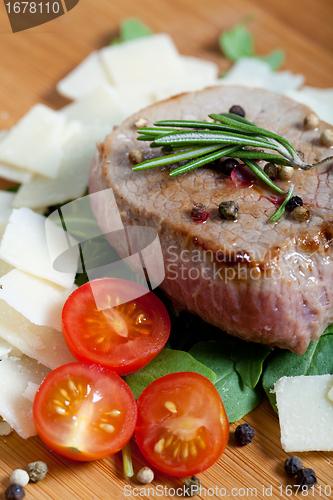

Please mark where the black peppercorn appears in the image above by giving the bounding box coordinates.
[218,158,239,176]
[284,456,303,476]
[296,468,318,489]
[235,423,255,445]
[285,195,303,212]
[229,105,245,117]
[5,484,25,500]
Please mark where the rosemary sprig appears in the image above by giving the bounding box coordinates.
[133,114,333,222]
[270,185,294,222]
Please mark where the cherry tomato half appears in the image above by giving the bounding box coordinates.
[33,362,137,461]
[62,278,171,375]
[135,372,229,477]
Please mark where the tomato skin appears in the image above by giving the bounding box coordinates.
[33,362,137,461]
[135,372,229,477]
[62,278,171,375]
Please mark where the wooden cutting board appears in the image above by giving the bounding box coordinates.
[0,1,332,498]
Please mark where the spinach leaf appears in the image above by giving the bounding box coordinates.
[230,340,273,388]
[219,23,284,70]
[219,24,254,62]
[111,19,152,45]
[124,348,217,400]
[262,333,333,412]
[189,341,262,423]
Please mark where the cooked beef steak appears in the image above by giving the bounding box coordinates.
[89,86,333,354]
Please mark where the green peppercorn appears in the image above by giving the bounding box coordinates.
[219,201,239,220]
[26,461,48,483]
[235,423,255,446]
[264,162,279,180]
[5,484,25,500]
[183,476,201,497]
[296,468,317,489]
[284,456,303,476]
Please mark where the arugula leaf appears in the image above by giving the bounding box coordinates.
[124,348,217,400]
[230,339,273,388]
[262,333,333,412]
[260,50,284,71]
[219,23,284,71]
[219,24,254,62]
[189,341,262,423]
[111,18,152,45]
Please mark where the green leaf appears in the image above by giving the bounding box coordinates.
[262,333,333,412]
[120,18,152,42]
[5,185,20,193]
[124,348,217,400]
[189,342,262,423]
[260,50,284,71]
[229,339,273,388]
[219,24,254,62]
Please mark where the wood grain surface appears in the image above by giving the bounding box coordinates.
[0,1,332,499]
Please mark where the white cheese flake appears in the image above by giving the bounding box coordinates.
[274,374,333,452]
[0,269,76,331]
[100,34,185,85]
[0,208,77,288]
[0,300,76,369]
[57,50,111,100]
[0,355,50,438]
[0,104,67,178]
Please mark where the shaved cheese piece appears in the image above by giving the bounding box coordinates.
[57,51,110,100]
[153,75,218,102]
[0,208,77,288]
[274,374,333,452]
[0,190,14,232]
[0,300,76,369]
[0,259,13,279]
[219,57,304,94]
[0,104,66,178]
[60,84,130,126]
[0,269,75,331]
[182,56,219,80]
[22,381,40,403]
[100,34,185,85]
[286,88,333,125]
[0,355,50,438]
[114,82,155,113]
[0,162,34,184]
[12,124,108,209]
[0,338,15,359]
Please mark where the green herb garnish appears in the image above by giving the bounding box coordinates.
[110,18,152,45]
[133,114,333,221]
[219,23,284,71]
[124,348,216,400]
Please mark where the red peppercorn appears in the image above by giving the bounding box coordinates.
[191,203,210,223]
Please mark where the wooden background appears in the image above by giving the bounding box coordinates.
[0,0,332,498]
